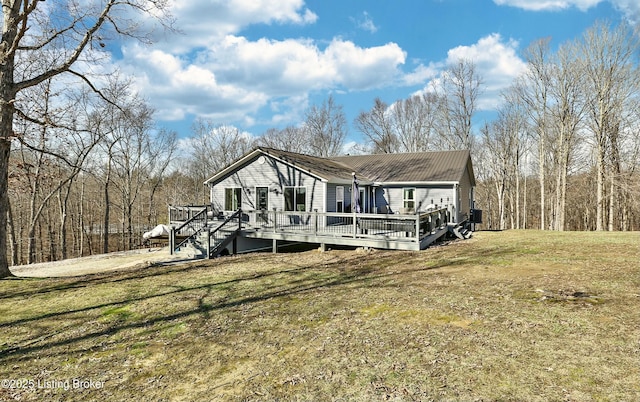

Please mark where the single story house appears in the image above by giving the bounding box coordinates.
[169,147,477,256]
[205,147,475,222]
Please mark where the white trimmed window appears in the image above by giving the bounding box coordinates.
[336,186,344,212]
[403,188,416,211]
[284,187,307,212]
[224,188,241,211]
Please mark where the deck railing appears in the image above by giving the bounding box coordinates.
[170,205,212,253]
[168,206,450,249]
[169,205,212,224]
[243,208,450,241]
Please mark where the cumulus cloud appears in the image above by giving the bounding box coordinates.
[610,0,640,24]
[109,0,412,128]
[149,0,318,53]
[493,0,640,22]
[403,63,441,86]
[492,0,601,11]
[413,34,527,111]
[122,45,268,122]
[120,35,405,124]
[448,34,528,109]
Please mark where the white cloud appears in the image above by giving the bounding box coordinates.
[447,34,528,109]
[493,0,640,22]
[610,0,640,24]
[120,34,406,125]
[492,0,601,11]
[112,1,407,127]
[122,45,268,122]
[403,63,441,86]
[149,0,318,53]
[352,11,378,33]
[325,40,406,89]
[413,34,527,111]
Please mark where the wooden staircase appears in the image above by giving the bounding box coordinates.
[448,221,473,240]
[170,208,243,259]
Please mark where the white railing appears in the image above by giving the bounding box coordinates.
[243,208,450,241]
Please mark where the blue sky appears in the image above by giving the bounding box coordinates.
[112,0,638,146]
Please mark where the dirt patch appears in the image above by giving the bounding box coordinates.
[9,247,189,278]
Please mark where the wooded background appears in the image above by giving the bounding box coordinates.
[7,21,640,265]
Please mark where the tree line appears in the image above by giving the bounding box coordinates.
[1,2,639,275]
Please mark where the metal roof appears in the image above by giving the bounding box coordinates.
[204,147,474,186]
[259,147,360,182]
[332,150,474,185]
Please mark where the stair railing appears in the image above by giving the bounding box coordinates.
[208,209,243,258]
[170,205,211,254]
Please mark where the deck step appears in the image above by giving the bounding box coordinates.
[447,224,472,240]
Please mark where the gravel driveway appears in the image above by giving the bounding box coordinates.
[9,248,192,278]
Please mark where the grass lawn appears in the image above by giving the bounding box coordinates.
[1,230,639,401]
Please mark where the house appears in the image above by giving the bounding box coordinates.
[168,147,478,257]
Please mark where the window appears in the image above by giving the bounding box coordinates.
[403,188,416,211]
[336,186,344,212]
[256,187,268,210]
[284,187,306,212]
[224,188,241,211]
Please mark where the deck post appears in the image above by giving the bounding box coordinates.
[353,211,357,238]
[313,209,318,236]
[273,208,277,232]
[206,228,211,259]
[169,227,175,255]
[272,238,277,253]
[415,214,420,241]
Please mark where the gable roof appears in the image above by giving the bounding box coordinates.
[203,147,361,185]
[204,147,474,186]
[259,147,361,182]
[332,150,474,185]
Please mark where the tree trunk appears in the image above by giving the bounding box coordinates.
[7,198,18,266]
[596,145,606,231]
[80,178,85,257]
[0,139,13,276]
[103,158,112,254]
[0,0,20,277]
[539,134,546,230]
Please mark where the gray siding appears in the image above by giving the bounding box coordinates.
[458,167,473,222]
[378,185,455,215]
[210,154,325,212]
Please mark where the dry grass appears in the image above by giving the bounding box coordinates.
[0,230,639,401]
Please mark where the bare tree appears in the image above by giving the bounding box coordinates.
[515,38,553,230]
[577,21,640,231]
[13,79,102,263]
[547,41,586,231]
[0,0,171,276]
[355,98,398,153]
[109,100,157,250]
[391,93,440,153]
[184,120,254,203]
[256,126,313,155]
[303,95,348,157]
[434,59,483,150]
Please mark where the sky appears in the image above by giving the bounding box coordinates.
[109,0,639,147]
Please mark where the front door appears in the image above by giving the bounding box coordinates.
[256,187,268,210]
[256,187,269,222]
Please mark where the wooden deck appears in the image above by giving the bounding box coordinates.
[169,206,452,254]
